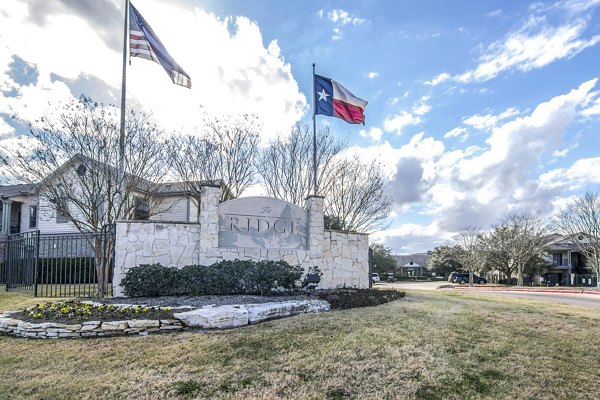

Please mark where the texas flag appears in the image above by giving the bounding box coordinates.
[314,74,368,124]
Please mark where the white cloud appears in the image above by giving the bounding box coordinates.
[552,149,569,157]
[412,95,431,116]
[327,9,367,26]
[370,79,598,241]
[383,112,421,135]
[443,127,467,139]
[486,9,502,18]
[359,127,383,142]
[0,118,15,139]
[424,73,450,86]
[432,79,597,230]
[0,0,306,144]
[370,222,451,254]
[539,157,600,190]
[347,81,597,249]
[581,95,600,117]
[322,9,368,41]
[413,104,431,116]
[428,2,600,85]
[332,27,343,40]
[462,107,519,131]
[367,72,378,79]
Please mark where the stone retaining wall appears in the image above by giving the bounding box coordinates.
[0,313,183,339]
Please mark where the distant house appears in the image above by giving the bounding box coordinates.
[399,261,423,277]
[486,233,597,286]
[393,253,431,277]
[542,234,596,286]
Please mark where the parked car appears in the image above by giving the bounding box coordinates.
[448,272,487,284]
[371,273,380,283]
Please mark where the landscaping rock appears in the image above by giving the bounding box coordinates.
[101,321,129,330]
[174,305,248,329]
[245,300,330,324]
[128,319,160,329]
[0,318,21,327]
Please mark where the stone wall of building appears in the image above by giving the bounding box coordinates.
[112,186,369,296]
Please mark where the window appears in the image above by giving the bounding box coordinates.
[552,253,563,266]
[29,205,37,229]
[56,198,69,223]
[133,197,149,220]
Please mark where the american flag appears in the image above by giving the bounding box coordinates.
[129,3,192,88]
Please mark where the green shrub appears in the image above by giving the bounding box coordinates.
[248,260,304,295]
[120,260,304,297]
[120,263,182,297]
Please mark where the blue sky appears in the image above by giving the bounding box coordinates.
[1,0,600,254]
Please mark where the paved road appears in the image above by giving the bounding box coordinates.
[474,290,600,309]
[377,281,600,308]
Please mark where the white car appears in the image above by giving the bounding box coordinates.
[371,273,380,283]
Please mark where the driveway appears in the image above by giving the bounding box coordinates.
[377,281,449,291]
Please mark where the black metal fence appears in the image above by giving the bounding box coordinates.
[3,226,114,297]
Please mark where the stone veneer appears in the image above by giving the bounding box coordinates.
[113,186,369,297]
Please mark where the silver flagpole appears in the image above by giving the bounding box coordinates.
[312,63,317,196]
[118,0,129,219]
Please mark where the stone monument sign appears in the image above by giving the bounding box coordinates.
[218,197,308,249]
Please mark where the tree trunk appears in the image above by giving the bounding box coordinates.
[94,237,105,297]
[469,270,473,287]
[517,264,523,286]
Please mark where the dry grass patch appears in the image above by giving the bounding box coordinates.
[0,286,57,312]
[1,288,600,399]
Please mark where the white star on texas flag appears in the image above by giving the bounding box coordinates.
[317,89,330,102]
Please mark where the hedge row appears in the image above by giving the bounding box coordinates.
[120,260,305,297]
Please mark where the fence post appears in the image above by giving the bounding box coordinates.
[33,230,40,297]
[5,234,10,291]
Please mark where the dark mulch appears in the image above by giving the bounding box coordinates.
[97,293,312,308]
[98,289,406,310]
[315,288,406,310]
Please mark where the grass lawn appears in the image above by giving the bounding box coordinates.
[1,287,599,399]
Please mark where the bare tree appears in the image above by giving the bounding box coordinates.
[554,192,600,288]
[500,213,548,286]
[169,115,260,205]
[258,124,391,232]
[481,225,517,282]
[453,228,485,286]
[325,157,391,232]
[258,123,346,207]
[1,97,172,295]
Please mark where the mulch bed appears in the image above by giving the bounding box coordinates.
[8,289,406,325]
[315,288,406,310]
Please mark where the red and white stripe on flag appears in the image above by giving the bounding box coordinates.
[130,29,157,62]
